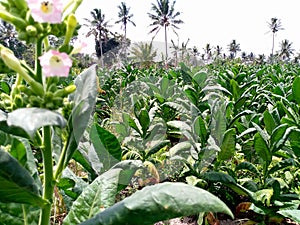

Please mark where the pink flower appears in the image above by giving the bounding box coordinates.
[27,0,63,23]
[39,50,72,77]
[70,39,88,55]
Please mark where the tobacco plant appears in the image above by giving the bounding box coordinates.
[0,1,233,225]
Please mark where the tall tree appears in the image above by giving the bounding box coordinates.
[148,0,183,61]
[228,39,241,59]
[116,2,135,41]
[84,8,111,66]
[203,43,212,61]
[278,39,294,61]
[115,2,136,59]
[268,17,284,57]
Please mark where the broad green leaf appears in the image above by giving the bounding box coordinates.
[123,113,141,136]
[289,129,300,157]
[202,171,236,184]
[145,140,170,158]
[90,123,122,172]
[254,132,272,163]
[138,108,150,137]
[218,128,236,161]
[253,189,273,207]
[6,108,66,138]
[193,115,208,146]
[10,137,42,191]
[211,107,227,146]
[160,77,170,96]
[235,161,259,175]
[203,85,232,96]
[60,65,98,173]
[263,110,276,135]
[268,158,298,175]
[192,71,207,87]
[1,81,10,94]
[0,202,39,225]
[63,168,123,225]
[278,210,300,223]
[162,101,189,115]
[0,109,49,139]
[79,182,233,225]
[167,120,191,132]
[168,141,192,157]
[228,110,253,128]
[63,161,142,225]
[271,125,295,153]
[292,76,300,104]
[0,148,46,207]
[184,86,198,106]
[230,79,241,101]
[72,147,96,177]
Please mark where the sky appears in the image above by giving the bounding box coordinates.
[75,0,300,57]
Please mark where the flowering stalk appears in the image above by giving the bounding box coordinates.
[39,126,54,225]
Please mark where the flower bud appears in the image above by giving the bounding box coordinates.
[53,85,76,98]
[0,44,44,96]
[0,45,23,73]
[0,9,27,29]
[63,13,77,46]
[26,25,37,37]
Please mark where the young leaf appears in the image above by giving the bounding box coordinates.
[63,161,142,225]
[218,128,236,161]
[0,148,46,207]
[278,210,300,223]
[138,108,150,137]
[292,76,300,104]
[254,133,272,164]
[79,182,233,225]
[263,110,276,135]
[235,161,259,175]
[230,79,241,101]
[90,124,122,172]
[59,65,98,174]
[7,108,66,138]
[145,140,170,158]
[193,115,208,146]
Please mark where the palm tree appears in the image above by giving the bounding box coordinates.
[130,42,157,66]
[203,43,212,61]
[228,39,241,59]
[268,18,284,57]
[148,0,183,61]
[84,8,111,66]
[115,2,136,59]
[278,39,294,61]
[213,45,223,60]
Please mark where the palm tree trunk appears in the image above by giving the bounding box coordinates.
[99,37,104,67]
[124,23,127,61]
[271,33,275,56]
[164,24,168,63]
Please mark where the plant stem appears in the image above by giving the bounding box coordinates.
[35,38,43,84]
[39,126,54,225]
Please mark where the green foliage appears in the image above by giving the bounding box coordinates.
[79,182,233,225]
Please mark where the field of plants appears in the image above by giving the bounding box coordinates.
[93,61,300,224]
[2,59,300,224]
[1,0,300,224]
